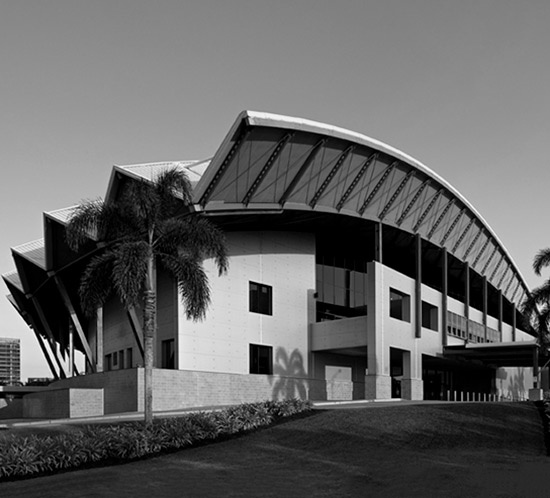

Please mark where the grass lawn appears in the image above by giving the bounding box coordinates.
[0,402,548,497]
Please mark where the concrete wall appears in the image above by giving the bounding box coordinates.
[177,231,315,377]
[22,388,103,419]
[51,369,139,414]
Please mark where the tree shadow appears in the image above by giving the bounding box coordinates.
[270,347,307,401]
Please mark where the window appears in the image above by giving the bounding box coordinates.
[127,348,133,369]
[119,350,125,369]
[249,282,272,315]
[389,288,410,322]
[162,339,175,369]
[249,344,273,375]
[105,354,112,372]
[422,301,438,331]
[113,351,118,367]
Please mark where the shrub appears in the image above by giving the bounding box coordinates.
[0,399,311,481]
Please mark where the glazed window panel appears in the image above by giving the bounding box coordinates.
[249,282,273,315]
[249,344,273,375]
[389,288,410,322]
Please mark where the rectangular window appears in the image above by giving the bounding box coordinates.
[162,339,175,369]
[249,344,273,375]
[422,301,438,331]
[127,348,133,369]
[249,282,273,315]
[105,354,112,372]
[389,288,410,322]
[119,350,125,369]
[113,351,118,367]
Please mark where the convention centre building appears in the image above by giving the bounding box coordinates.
[2,111,540,418]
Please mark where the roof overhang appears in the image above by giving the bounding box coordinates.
[443,341,541,368]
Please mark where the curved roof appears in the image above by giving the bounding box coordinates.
[194,111,529,305]
[3,110,530,351]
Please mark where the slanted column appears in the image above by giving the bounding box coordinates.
[415,234,422,339]
[365,261,391,400]
[69,321,74,377]
[442,247,448,347]
[498,291,503,336]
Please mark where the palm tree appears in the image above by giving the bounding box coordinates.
[521,248,550,349]
[65,169,228,423]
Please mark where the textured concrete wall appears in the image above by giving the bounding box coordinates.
[178,231,315,377]
[22,388,103,419]
[51,369,138,414]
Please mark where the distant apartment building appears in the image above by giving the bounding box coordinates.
[0,337,21,385]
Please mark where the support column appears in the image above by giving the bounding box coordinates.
[401,349,424,400]
[464,262,470,342]
[482,276,488,342]
[365,261,391,400]
[415,234,422,339]
[442,247,448,347]
[374,222,383,263]
[498,291,503,337]
[69,322,74,377]
[97,307,104,372]
[54,276,96,372]
[512,303,517,342]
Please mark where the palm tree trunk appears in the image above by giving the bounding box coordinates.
[143,252,156,424]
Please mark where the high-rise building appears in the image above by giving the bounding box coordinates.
[0,337,21,385]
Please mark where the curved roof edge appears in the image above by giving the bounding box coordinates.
[223,110,529,295]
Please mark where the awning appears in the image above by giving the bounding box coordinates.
[443,341,541,368]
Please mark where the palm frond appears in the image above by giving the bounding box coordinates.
[111,241,150,308]
[160,253,210,321]
[533,248,550,276]
[79,252,115,316]
[155,169,193,218]
[157,216,228,275]
[65,200,104,251]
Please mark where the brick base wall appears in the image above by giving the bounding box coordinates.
[22,388,103,419]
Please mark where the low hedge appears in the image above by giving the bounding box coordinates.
[0,399,311,481]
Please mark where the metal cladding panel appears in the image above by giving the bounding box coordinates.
[313,147,357,209]
[443,213,471,251]
[285,139,347,206]
[333,149,378,209]
[252,133,319,203]
[395,178,433,232]
[379,169,418,224]
[473,239,497,273]
[427,201,461,244]
[340,155,390,213]
[360,164,407,220]
[207,127,286,203]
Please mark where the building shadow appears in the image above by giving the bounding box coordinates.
[270,347,307,400]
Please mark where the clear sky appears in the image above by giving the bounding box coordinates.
[1,0,550,379]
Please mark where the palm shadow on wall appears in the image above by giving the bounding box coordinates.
[270,347,307,400]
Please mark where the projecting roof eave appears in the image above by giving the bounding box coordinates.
[194,110,530,297]
[443,340,540,368]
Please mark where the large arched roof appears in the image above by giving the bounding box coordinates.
[193,111,529,306]
[3,110,530,354]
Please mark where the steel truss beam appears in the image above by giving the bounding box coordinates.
[378,170,415,220]
[489,254,505,283]
[481,245,499,275]
[463,227,483,260]
[279,139,326,205]
[335,152,378,211]
[242,132,294,205]
[440,208,465,246]
[472,236,491,268]
[199,126,251,206]
[427,199,455,239]
[358,161,398,216]
[451,217,475,254]
[413,189,443,232]
[309,145,354,208]
[396,179,430,226]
